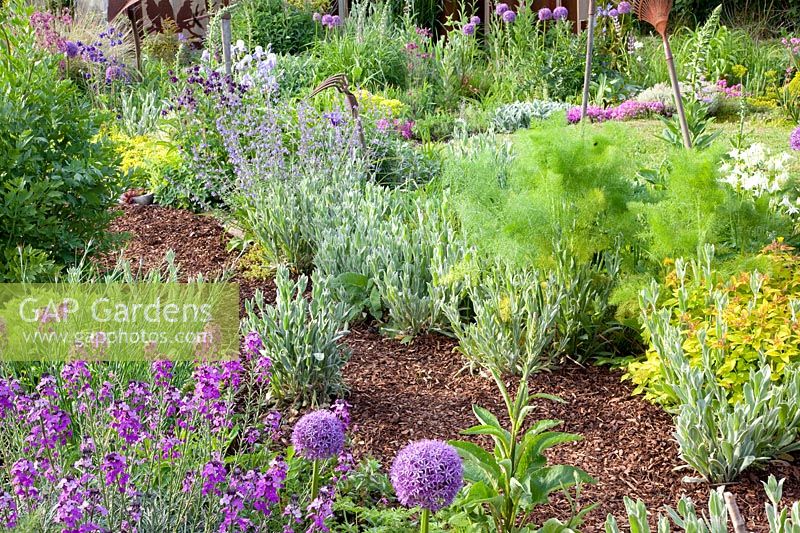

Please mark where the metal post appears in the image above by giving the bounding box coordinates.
[221,7,232,76]
[663,36,692,148]
[580,0,596,121]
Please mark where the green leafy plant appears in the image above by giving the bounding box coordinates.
[637,278,800,483]
[605,487,728,533]
[0,6,122,278]
[449,369,595,533]
[242,266,351,406]
[658,101,721,150]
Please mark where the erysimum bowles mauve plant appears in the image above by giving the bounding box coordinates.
[449,369,595,532]
[0,354,354,532]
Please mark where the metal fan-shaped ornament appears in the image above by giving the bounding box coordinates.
[309,74,366,150]
[633,0,692,148]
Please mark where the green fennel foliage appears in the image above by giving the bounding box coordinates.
[446,123,639,268]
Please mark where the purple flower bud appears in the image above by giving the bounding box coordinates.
[503,9,517,22]
[495,2,509,15]
[538,7,552,21]
[312,12,322,22]
[609,8,619,17]
[462,23,475,36]
[291,410,345,460]
[617,1,631,14]
[390,440,463,512]
[553,6,569,20]
[470,15,481,24]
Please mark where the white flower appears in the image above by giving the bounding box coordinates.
[633,40,644,50]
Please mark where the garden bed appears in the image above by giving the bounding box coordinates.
[105,204,800,531]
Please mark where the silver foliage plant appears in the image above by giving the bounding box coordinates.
[640,280,800,483]
[491,100,571,133]
[605,476,799,533]
[242,265,351,406]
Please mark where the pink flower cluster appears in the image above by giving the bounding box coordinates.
[717,79,743,98]
[29,10,72,52]
[782,37,800,58]
[567,100,668,124]
[377,118,415,139]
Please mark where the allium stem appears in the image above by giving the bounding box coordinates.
[311,459,320,500]
[419,508,430,533]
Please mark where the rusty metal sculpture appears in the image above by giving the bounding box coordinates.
[580,0,597,122]
[309,74,367,151]
[633,0,692,148]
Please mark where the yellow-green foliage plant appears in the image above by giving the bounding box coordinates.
[446,122,639,268]
[627,242,800,405]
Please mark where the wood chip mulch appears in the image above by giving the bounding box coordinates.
[101,205,800,531]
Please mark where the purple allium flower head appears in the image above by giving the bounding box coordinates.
[617,1,631,14]
[321,14,333,26]
[63,40,79,58]
[553,6,569,19]
[390,440,463,512]
[495,3,509,15]
[791,126,800,151]
[312,12,322,22]
[503,10,517,22]
[331,15,341,26]
[538,7,553,20]
[291,410,345,460]
[462,23,476,36]
[470,15,481,24]
[609,8,619,17]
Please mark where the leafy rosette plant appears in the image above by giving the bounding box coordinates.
[450,369,595,532]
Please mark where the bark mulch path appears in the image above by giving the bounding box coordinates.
[342,328,800,532]
[104,205,800,531]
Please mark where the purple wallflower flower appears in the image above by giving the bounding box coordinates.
[10,459,39,501]
[790,126,800,151]
[495,3,509,15]
[291,410,345,460]
[617,1,631,14]
[537,7,552,20]
[462,23,476,36]
[201,454,227,496]
[101,453,129,493]
[566,107,582,124]
[243,331,263,358]
[331,399,351,430]
[470,15,481,24]
[553,6,569,20]
[0,492,17,529]
[503,10,517,23]
[151,360,174,387]
[390,440,463,512]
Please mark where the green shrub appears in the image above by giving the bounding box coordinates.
[0,6,122,280]
[237,0,317,55]
[628,243,800,404]
[311,1,408,89]
[605,488,728,532]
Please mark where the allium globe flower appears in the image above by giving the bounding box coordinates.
[791,126,800,151]
[462,23,476,36]
[609,8,619,17]
[312,12,322,22]
[617,1,631,14]
[502,10,517,23]
[537,7,552,21]
[321,13,333,26]
[390,440,463,512]
[63,40,79,58]
[553,6,569,20]
[495,3,509,15]
[291,410,345,460]
[331,15,341,26]
[470,15,481,25]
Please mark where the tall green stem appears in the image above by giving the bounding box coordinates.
[419,508,430,533]
[311,459,320,500]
